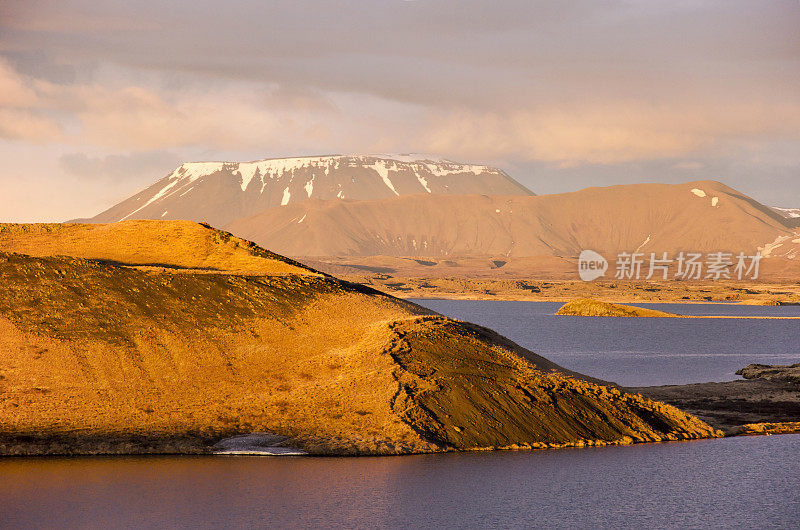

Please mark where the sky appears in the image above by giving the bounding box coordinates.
[1,0,799,221]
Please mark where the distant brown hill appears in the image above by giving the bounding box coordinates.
[82,155,533,227]
[0,221,716,455]
[225,180,800,261]
[0,220,316,275]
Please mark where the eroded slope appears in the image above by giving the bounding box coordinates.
[389,318,714,449]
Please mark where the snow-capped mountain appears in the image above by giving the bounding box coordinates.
[86,154,533,226]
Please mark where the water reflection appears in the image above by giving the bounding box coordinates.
[1,435,798,528]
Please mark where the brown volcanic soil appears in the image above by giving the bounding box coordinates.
[737,363,800,384]
[632,363,800,436]
[224,180,800,259]
[0,222,719,455]
[632,369,800,435]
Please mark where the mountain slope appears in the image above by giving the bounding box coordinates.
[84,155,533,227]
[0,221,717,455]
[224,180,800,259]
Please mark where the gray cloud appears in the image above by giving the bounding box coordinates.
[58,151,180,181]
[1,0,799,214]
[1,49,77,84]
[3,0,798,108]
[505,156,800,208]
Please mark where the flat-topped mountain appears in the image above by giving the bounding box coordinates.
[224,180,800,260]
[0,221,717,455]
[84,154,533,227]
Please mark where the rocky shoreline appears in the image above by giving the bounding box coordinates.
[5,361,798,456]
[3,359,799,457]
[631,363,800,436]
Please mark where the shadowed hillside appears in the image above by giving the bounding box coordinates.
[0,222,718,455]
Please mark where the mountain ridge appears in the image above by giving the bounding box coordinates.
[224,179,800,260]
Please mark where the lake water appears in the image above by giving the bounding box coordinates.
[1,435,798,529]
[411,300,800,386]
[2,300,798,528]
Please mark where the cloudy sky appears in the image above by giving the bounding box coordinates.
[1,0,799,221]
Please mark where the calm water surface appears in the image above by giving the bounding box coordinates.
[3,300,798,528]
[411,300,800,386]
[1,436,798,529]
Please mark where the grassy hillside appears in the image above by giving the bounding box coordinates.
[0,220,315,275]
[0,222,718,455]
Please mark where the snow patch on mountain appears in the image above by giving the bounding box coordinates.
[424,162,487,177]
[367,160,399,196]
[171,162,225,183]
[174,155,494,199]
[235,164,260,192]
[759,235,792,257]
[121,178,182,220]
[369,153,448,163]
[689,188,720,208]
[773,207,800,219]
[167,155,496,195]
[416,173,432,193]
[635,234,651,253]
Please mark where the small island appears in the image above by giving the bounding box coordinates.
[556,298,680,318]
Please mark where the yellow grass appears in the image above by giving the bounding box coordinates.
[0,220,317,275]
